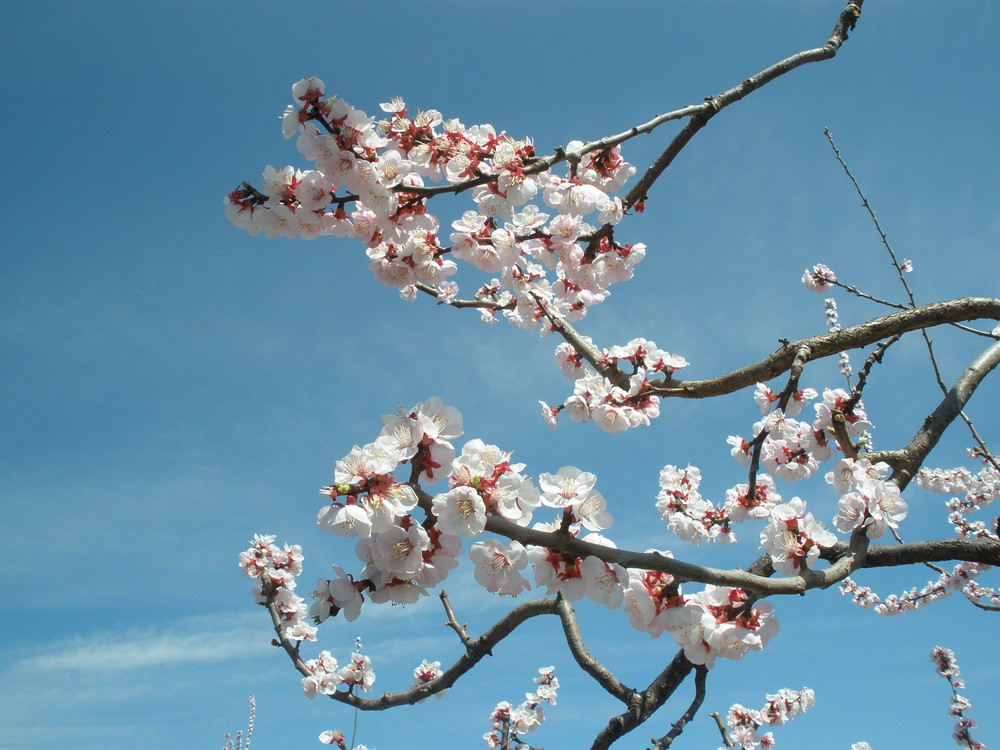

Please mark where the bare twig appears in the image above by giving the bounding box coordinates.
[711,711,735,748]
[439,590,474,647]
[623,2,864,211]
[826,129,1000,467]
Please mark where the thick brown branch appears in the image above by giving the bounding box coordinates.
[484,515,810,596]
[650,665,709,749]
[891,340,1000,489]
[649,298,1000,399]
[823,538,1000,569]
[591,652,695,750]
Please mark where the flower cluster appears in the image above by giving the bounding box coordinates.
[318,730,373,750]
[930,647,985,750]
[537,465,612,531]
[656,387,892,578]
[655,466,794,549]
[483,667,558,749]
[314,397,465,608]
[724,687,815,749]
[802,290,854,380]
[469,538,531,596]
[541,337,687,433]
[656,464,735,544]
[433,438,541,532]
[836,454,998,615]
[303,650,376,698]
[729,387,870,483]
[227,79,642,334]
[919,459,999,542]
[624,577,779,668]
[318,729,368,749]
[410,659,446,701]
[828,458,908,539]
[760,498,838,576]
[841,561,995,615]
[528,530,628,608]
[238,534,315,642]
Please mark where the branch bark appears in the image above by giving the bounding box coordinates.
[649,298,1000,400]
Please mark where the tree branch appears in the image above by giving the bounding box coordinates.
[623,2,863,210]
[649,665,708,749]
[555,596,635,704]
[823,538,1000,569]
[591,651,696,750]
[890,339,1000,488]
[649,298,1000,400]
[265,591,562,710]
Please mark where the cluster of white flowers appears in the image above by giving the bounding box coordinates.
[433,438,541,532]
[877,562,992,616]
[238,534,315,642]
[802,284,854,379]
[724,687,815,749]
[238,376,991,743]
[656,465,736,544]
[483,667,558,749]
[656,392,893,578]
[303,650,376,699]
[837,455,999,614]
[528,530,628,608]
[226,78,642,335]
[318,727,371,750]
[539,337,688,434]
[313,397,465,607]
[410,658,446,702]
[841,562,995,616]
[624,573,779,669]
[920,460,999,542]
[729,387,870,483]
[802,263,837,293]
[760,498,838,576]
[829,458,908,539]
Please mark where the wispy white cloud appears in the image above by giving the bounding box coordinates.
[0,611,282,750]
[4,611,269,678]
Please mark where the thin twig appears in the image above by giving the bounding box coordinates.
[825,129,1000,465]
[439,590,474,647]
[711,712,735,748]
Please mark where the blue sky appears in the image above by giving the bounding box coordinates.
[3,2,999,749]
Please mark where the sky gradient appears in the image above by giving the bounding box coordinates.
[3,2,999,749]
